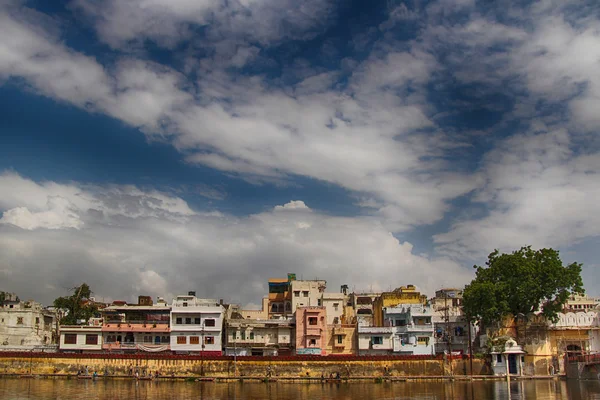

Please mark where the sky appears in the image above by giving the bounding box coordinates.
[0,0,599,307]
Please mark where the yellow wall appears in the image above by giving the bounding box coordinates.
[325,325,357,355]
[373,287,427,327]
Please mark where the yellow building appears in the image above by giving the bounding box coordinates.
[325,324,357,355]
[373,285,427,327]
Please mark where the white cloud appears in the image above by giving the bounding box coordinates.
[0,3,479,232]
[0,173,473,305]
[435,126,600,259]
[72,0,337,50]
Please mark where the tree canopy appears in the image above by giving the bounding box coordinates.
[53,283,99,325]
[462,246,584,326]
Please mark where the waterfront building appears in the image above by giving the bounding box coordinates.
[295,306,327,355]
[373,285,427,327]
[0,293,56,349]
[387,304,435,355]
[101,296,171,353]
[58,318,103,353]
[224,318,294,356]
[490,337,526,376]
[268,274,326,319]
[429,288,473,355]
[325,323,357,355]
[357,327,395,355]
[170,293,225,355]
[350,292,380,327]
[321,292,346,325]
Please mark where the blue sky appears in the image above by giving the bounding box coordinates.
[0,0,599,305]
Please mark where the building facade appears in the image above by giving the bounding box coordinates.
[430,288,473,355]
[170,294,224,355]
[0,294,56,349]
[224,318,293,356]
[101,298,171,353]
[295,307,327,355]
[59,322,103,353]
[373,285,427,327]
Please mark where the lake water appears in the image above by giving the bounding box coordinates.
[1,378,600,399]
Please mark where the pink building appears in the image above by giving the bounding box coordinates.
[295,306,327,355]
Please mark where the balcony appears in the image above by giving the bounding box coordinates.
[102,342,170,352]
[101,323,170,333]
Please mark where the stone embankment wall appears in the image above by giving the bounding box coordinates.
[0,353,488,377]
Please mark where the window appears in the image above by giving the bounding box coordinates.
[161,336,169,343]
[205,336,214,345]
[496,354,502,363]
[250,332,254,340]
[176,317,182,325]
[317,299,322,306]
[85,334,98,345]
[302,291,309,297]
[309,338,317,346]
[333,317,339,324]
[337,335,343,344]
[185,317,192,324]
[64,334,77,344]
[177,336,187,344]
[143,336,153,343]
[396,319,406,327]
[294,291,300,297]
[16,317,23,325]
[241,331,246,340]
[372,336,383,345]
[417,337,429,346]
[35,317,40,324]
[333,303,339,311]
[204,319,215,327]
[190,336,200,345]
[308,317,318,325]
[195,317,201,324]
[183,302,188,307]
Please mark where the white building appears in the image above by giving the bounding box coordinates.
[59,319,103,353]
[290,280,327,312]
[0,294,56,349]
[224,318,293,356]
[358,327,394,355]
[170,293,225,355]
[321,292,346,325]
[358,304,435,355]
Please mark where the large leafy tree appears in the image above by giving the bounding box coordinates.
[463,246,584,326]
[53,283,99,325]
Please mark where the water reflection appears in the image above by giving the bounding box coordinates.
[1,379,600,399]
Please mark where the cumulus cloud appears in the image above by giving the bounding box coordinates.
[0,173,473,305]
[0,2,479,232]
[434,125,600,259]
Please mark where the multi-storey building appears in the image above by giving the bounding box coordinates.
[0,293,56,348]
[59,318,103,353]
[351,292,380,327]
[224,318,294,356]
[357,327,394,355]
[101,296,171,352]
[358,303,435,355]
[373,285,427,327]
[295,306,327,355]
[429,288,473,355]
[170,293,224,355]
[268,277,293,319]
[563,294,599,312]
[267,275,326,319]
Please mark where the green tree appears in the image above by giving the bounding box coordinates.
[463,246,584,326]
[53,283,99,325]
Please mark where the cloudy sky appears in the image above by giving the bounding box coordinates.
[1,0,599,306]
